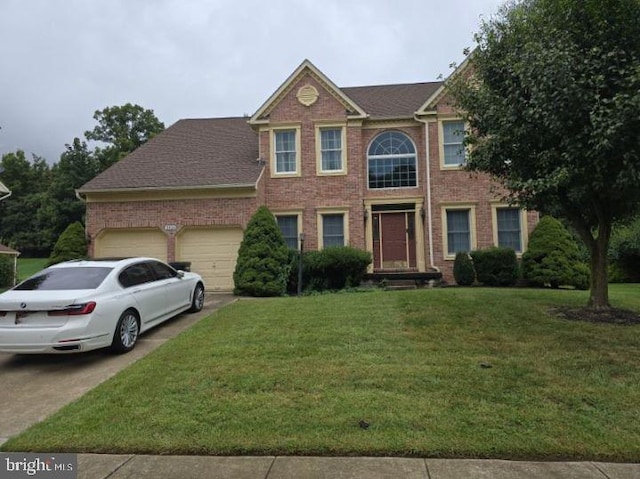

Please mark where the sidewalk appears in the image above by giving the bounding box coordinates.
[79,454,640,479]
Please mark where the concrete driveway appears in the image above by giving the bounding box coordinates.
[0,293,235,446]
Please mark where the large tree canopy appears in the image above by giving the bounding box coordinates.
[85,103,165,169]
[451,0,640,309]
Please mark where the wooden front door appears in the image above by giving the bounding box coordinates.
[373,211,417,270]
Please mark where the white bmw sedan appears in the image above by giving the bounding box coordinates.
[0,257,205,354]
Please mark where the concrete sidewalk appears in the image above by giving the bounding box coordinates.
[77,454,640,479]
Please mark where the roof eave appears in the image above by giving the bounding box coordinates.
[77,183,258,196]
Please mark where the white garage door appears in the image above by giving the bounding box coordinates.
[176,227,243,291]
[94,228,167,261]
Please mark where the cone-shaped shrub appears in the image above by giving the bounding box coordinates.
[453,252,475,286]
[233,206,289,296]
[47,222,88,266]
[522,216,589,289]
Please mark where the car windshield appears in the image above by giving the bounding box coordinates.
[14,267,113,291]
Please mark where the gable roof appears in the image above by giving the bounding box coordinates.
[0,244,19,255]
[416,52,475,114]
[342,82,442,119]
[249,59,368,124]
[78,117,261,193]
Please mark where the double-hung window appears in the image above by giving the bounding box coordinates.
[446,209,471,256]
[276,215,299,250]
[322,214,345,247]
[320,128,343,172]
[442,120,466,167]
[496,207,522,252]
[274,129,297,174]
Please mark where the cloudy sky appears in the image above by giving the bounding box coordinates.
[0,0,503,164]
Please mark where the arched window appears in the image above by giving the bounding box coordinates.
[367,131,417,189]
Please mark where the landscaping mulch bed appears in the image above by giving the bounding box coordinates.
[552,306,640,325]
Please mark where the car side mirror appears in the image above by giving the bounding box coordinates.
[176,270,185,278]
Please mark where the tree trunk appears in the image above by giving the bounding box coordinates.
[587,222,611,310]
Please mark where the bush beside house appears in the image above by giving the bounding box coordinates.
[0,255,13,288]
[453,252,476,286]
[47,222,88,266]
[233,206,289,297]
[301,246,372,292]
[522,216,589,289]
[470,247,519,287]
[609,217,640,282]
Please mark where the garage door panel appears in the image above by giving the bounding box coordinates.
[176,228,243,291]
[95,229,167,261]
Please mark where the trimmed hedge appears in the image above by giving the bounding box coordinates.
[301,246,372,292]
[453,252,476,286]
[471,247,519,287]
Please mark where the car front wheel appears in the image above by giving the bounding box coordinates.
[111,309,140,353]
[188,283,205,313]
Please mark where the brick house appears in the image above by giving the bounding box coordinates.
[78,59,538,291]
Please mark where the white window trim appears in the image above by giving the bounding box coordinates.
[315,123,347,176]
[274,210,303,250]
[270,125,301,177]
[441,203,477,260]
[316,208,349,249]
[491,204,529,256]
[438,117,468,170]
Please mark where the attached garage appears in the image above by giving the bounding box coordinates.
[176,227,244,291]
[94,228,167,261]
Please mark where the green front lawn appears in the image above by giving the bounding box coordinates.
[17,258,48,281]
[3,286,640,460]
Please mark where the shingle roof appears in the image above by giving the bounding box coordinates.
[79,117,261,192]
[342,82,443,119]
[80,81,444,192]
[0,244,19,255]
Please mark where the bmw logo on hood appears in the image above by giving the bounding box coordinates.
[20,303,27,309]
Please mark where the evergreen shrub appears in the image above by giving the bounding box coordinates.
[47,222,88,266]
[453,252,475,286]
[471,247,519,286]
[233,206,289,297]
[0,255,13,288]
[302,246,372,292]
[522,216,589,289]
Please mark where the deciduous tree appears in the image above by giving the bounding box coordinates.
[450,0,640,309]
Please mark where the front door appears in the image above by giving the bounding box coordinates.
[373,211,417,270]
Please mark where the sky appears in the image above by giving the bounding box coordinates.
[0,0,504,164]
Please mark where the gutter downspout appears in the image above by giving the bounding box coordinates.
[414,114,437,270]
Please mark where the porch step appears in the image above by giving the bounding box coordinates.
[383,279,418,291]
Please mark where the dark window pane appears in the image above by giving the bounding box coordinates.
[323,214,344,247]
[14,267,112,291]
[277,215,298,249]
[497,208,522,252]
[447,210,471,254]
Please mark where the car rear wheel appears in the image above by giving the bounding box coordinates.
[188,283,205,313]
[111,309,140,353]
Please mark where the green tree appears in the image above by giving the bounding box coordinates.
[47,221,88,266]
[0,151,53,255]
[85,103,165,170]
[450,0,640,309]
[233,206,289,297]
[45,139,99,237]
[522,216,590,289]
